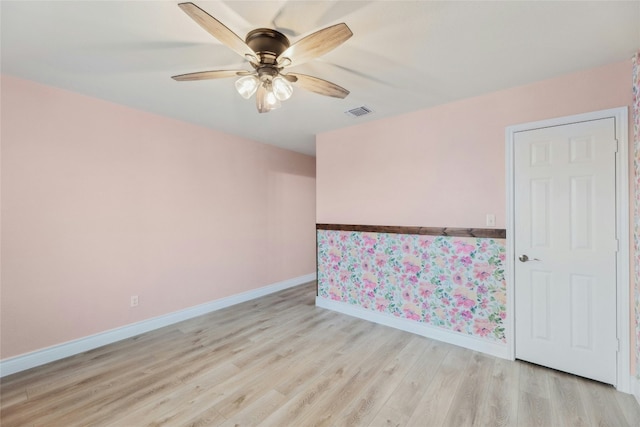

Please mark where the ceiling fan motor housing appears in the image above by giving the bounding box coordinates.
[245,29,290,65]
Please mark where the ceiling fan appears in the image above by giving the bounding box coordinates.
[172,2,353,113]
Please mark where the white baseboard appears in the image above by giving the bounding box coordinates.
[316,296,509,360]
[0,273,316,377]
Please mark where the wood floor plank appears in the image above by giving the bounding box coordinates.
[108,362,241,426]
[259,326,412,427]
[24,329,184,399]
[298,328,418,427]
[368,405,411,427]
[548,369,589,427]
[14,325,185,390]
[441,351,494,426]
[517,362,553,427]
[169,406,228,427]
[379,339,445,417]
[519,361,551,397]
[615,389,640,426]
[0,387,27,408]
[43,330,252,425]
[517,391,552,427]
[474,357,520,427]
[273,317,375,398]
[2,281,638,427]
[272,339,348,393]
[576,375,632,427]
[335,335,430,426]
[405,345,473,427]
[219,389,287,427]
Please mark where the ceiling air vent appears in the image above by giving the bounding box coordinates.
[345,106,373,118]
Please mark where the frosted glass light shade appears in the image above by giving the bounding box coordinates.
[265,89,281,109]
[272,76,293,101]
[235,75,259,99]
[256,83,281,113]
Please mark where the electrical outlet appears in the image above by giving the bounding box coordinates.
[130,295,139,307]
[486,214,496,227]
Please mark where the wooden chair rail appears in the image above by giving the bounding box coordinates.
[316,223,506,239]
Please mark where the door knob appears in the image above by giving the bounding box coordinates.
[519,254,541,262]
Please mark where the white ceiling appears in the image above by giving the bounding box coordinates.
[2,1,639,156]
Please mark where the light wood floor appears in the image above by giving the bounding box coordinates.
[2,282,639,426]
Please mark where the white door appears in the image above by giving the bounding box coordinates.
[514,118,618,385]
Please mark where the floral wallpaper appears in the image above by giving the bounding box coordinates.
[633,52,640,379]
[317,230,507,343]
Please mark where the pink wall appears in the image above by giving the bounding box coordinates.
[316,60,635,371]
[317,60,632,228]
[0,75,316,359]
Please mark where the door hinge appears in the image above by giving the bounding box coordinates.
[614,239,619,252]
[613,139,619,152]
[616,338,620,352]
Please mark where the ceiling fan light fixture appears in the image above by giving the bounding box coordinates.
[256,82,281,113]
[265,89,281,109]
[272,76,293,101]
[173,3,353,113]
[235,75,259,99]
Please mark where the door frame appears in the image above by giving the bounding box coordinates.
[505,107,630,393]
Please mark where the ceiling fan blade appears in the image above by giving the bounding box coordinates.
[287,73,349,99]
[172,70,251,81]
[271,2,335,37]
[277,23,352,67]
[178,2,258,62]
